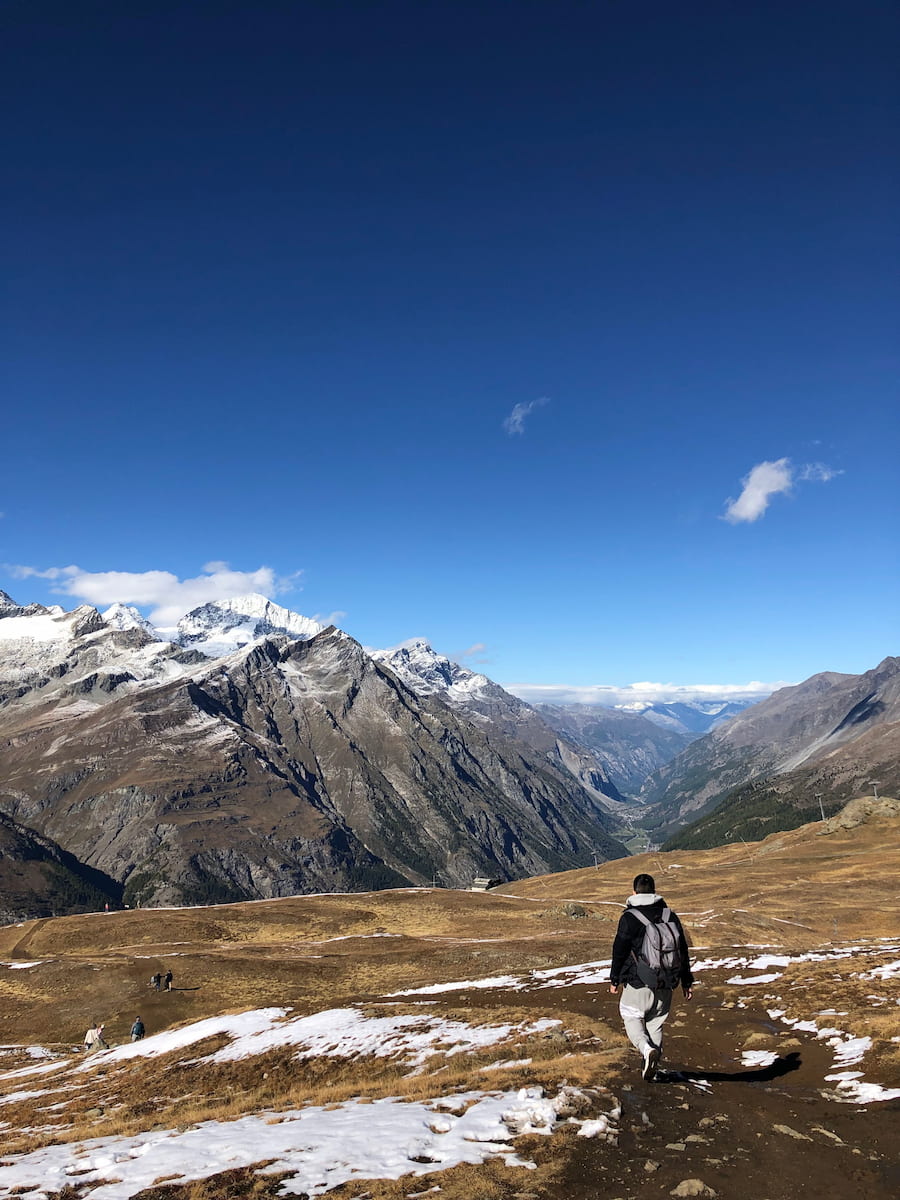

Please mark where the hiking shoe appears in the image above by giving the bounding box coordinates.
[641,1045,661,1081]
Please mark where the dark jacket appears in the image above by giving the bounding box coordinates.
[610,893,693,989]
[131,1020,145,1039]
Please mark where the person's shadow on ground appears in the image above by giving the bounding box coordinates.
[658,1051,802,1085]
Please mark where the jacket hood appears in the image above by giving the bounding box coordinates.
[625,893,664,907]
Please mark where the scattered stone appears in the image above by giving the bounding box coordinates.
[641,1111,653,1126]
[644,1160,660,1173]
[666,1142,686,1151]
[685,1134,710,1143]
[773,1124,812,1141]
[811,1125,844,1143]
[670,1181,717,1198]
[742,1032,770,1048]
[698,1117,716,1128]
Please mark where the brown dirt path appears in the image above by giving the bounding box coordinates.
[462,980,899,1200]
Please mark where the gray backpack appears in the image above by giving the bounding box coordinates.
[629,907,682,989]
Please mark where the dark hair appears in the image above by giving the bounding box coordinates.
[632,873,656,894]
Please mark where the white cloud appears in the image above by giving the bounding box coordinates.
[502,680,791,707]
[798,462,842,483]
[723,457,841,523]
[6,563,301,628]
[502,396,549,435]
[312,610,347,628]
[722,457,793,523]
[456,642,488,661]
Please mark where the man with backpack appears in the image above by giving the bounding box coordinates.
[608,873,693,1081]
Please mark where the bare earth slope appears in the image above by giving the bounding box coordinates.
[0,796,897,1199]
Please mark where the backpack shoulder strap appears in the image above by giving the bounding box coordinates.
[661,907,672,922]
[629,908,652,927]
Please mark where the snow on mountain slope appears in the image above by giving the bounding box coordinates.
[370,639,492,706]
[172,594,323,658]
[618,699,758,735]
[0,603,104,643]
[101,604,159,636]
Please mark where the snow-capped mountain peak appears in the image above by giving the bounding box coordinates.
[370,638,491,702]
[102,603,159,636]
[173,594,324,658]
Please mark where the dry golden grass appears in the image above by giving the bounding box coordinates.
[2,802,899,1199]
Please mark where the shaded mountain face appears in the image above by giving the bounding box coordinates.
[534,704,691,796]
[0,810,121,923]
[0,599,628,908]
[372,642,625,806]
[642,657,900,842]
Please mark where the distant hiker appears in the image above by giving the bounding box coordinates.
[149,972,162,990]
[131,1017,145,1042]
[608,873,693,1081]
[163,970,173,991]
[83,1022,108,1053]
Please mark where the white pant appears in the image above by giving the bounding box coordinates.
[619,983,672,1055]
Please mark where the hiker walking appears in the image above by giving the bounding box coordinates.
[83,1022,108,1053]
[149,972,162,990]
[609,872,693,1081]
[131,1016,145,1042]
[163,970,173,991]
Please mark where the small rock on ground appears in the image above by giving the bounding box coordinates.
[773,1124,812,1141]
[670,1180,717,1198]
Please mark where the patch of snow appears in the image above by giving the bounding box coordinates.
[0,1087,572,1199]
[740,1051,778,1068]
[823,1074,900,1104]
[201,1008,559,1070]
[726,973,783,985]
[864,959,900,980]
[389,975,522,997]
[0,1088,54,1106]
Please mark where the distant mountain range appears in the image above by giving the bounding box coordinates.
[0,592,630,915]
[641,657,900,847]
[614,699,757,735]
[2,588,892,917]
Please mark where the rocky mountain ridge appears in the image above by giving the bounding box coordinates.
[643,656,900,843]
[0,594,629,914]
[372,640,628,807]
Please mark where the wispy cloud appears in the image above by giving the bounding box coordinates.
[723,457,841,523]
[312,610,347,628]
[502,396,549,435]
[454,642,490,664]
[798,462,841,483]
[6,562,301,628]
[503,680,791,707]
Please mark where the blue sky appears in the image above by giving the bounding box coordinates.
[2,0,897,701]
